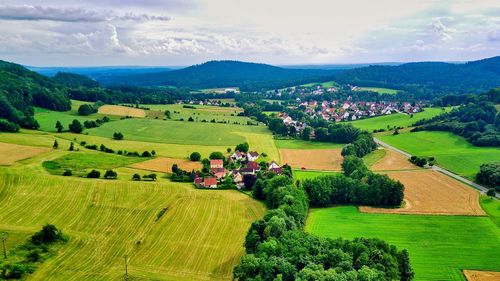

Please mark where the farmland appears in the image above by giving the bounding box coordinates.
[306,202,500,281]
[378,131,500,179]
[130,157,203,173]
[357,86,398,94]
[97,105,146,117]
[347,107,450,132]
[279,148,342,171]
[369,148,419,171]
[275,139,344,149]
[0,142,50,165]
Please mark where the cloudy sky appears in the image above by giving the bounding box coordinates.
[0,0,499,66]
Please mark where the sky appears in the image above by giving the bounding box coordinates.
[0,0,499,66]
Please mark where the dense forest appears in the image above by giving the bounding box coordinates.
[412,88,500,147]
[331,56,500,94]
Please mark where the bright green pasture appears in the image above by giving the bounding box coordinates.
[347,107,451,132]
[275,139,344,149]
[357,87,398,94]
[362,148,387,167]
[293,170,338,181]
[379,131,500,179]
[35,107,97,132]
[300,81,338,88]
[306,204,500,281]
[142,103,246,123]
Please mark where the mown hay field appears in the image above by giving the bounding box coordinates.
[370,148,419,171]
[347,107,451,132]
[131,157,203,173]
[378,131,500,179]
[279,148,343,171]
[306,200,500,281]
[463,270,500,281]
[98,105,146,117]
[360,170,485,216]
[0,170,266,280]
[0,142,51,165]
[274,139,344,150]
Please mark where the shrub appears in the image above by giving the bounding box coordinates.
[132,173,141,181]
[209,151,225,160]
[143,174,157,181]
[190,152,201,161]
[142,151,152,157]
[77,104,96,116]
[103,170,117,179]
[68,119,83,133]
[62,169,72,176]
[487,188,496,197]
[87,170,100,178]
[113,132,124,140]
[31,224,64,245]
[0,118,20,132]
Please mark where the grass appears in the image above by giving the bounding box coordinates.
[275,139,344,150]
[362,148,387,167]
[300,81,338,88]
[42,151,143,177]
[142,104,245,123]
[35,107,98,132]
[347,107,451,132]
[293,170,338,181]
[379,131,500,179]
[357,87,398,94]
[0,168,266,280]
[306,203,500,281]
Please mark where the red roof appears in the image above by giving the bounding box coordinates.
[247,161,259,170]
[269,167,283,174]
[203,177,217,186]
[194,177,203,184]
[210,159,223,165]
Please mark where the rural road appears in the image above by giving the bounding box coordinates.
[374,138,500,199]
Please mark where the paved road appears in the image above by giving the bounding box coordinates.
[374,138,499,199]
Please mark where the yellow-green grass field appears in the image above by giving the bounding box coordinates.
[378,131,500,179]
[347,107,451,132]
[306,197,500,281]
[357,87,398,94]
[300,81,339,88]
[0,142,266,280]
[275,139,344,150]
[293,170,338,181]
[362,148,387,167]
[142,104,245,123]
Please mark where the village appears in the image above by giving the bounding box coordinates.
[193,149,286,189]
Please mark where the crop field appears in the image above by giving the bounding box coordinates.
[98,105,146,117]
[463,270,500,281]
[357,86,398,94]
[347,107,450,132]
[130,157,203,173]
[0,169,266,280]
[87,118,269,146]
[360,170,485,216]
[0,142,51,165]
[279,148,342,171]
[275,139,344,150]
[370,148,419,171]
[379,131,500,179]
[293,170,338,181]
[306,202,500,281]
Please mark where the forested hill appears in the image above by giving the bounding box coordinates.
[0,60,71,130]
[332,56,500,93]
[96,60,336,90]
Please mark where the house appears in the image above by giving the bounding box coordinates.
[194,176,203,185]
[247,151,260,162]
[232,171,243,183]
[231,150,245,161]
[269,167,282,175]
[202,177,217,188]
[269,161,280,169]
[210,159,223,169]
[211,168,227,180]
[247,161,259,170]
[240,167,256,175]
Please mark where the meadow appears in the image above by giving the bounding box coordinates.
[142,103,245,123]
[0,165,265,280]
[35,107,98,132]
[300,80,339,88]
[306,201,500,281]
[275,139,344,149]
[347,107,450,132]
[357,86,398,94]
[293,170,338,181]
[379,131,500,179]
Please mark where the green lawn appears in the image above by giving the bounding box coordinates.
[275,139,344,149]
[347,107,451,132]
[357,87,398,94]
[379,131,500,179]
[35,107,97,132]
[306,203,500,281]
[300,81,338,88]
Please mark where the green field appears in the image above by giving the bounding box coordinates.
[142,104,246,123]
[275,139,344,149]
[35,107,98,132]
[293,170,338,181]
[357,87,398,94]
[362,148,387,167]
[0,155,265,280]
[347,107,451,132]
[300,81,338,88]
[306,202,500,281]
[379,131,500,179]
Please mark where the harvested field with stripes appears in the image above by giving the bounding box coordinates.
[130,157,203,173]
[370,148,419,171]
[360,170,485,216]
[98,105,146,117]
[0,170,265,280]
[279,148,342,171]
[0,142,50,165]
[463,270,500,281]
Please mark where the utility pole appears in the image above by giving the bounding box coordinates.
[124,254,129,279]
[0,232,7,259]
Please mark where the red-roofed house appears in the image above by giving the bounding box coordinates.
[211,168,227,180]
[269,167,283,175]
[210,159,223,169]
[269,161,280,169]
[247,151,260,161]
[202,177,218,188]
[247,161,259,170]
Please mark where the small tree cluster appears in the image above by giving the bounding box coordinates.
[103,169,117,179]
[87,169,101,178]
[113,132,124,140]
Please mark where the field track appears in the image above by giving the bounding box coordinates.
[279,148,342,171]
[463,270,500,281]
[0,171,265,280]
[0,142,51,165]
[98,105,146,117]
[130,157,203,173]
[360,170,485,216]
[371,148,419,171]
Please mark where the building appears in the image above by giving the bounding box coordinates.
[210,159,224,169]
[269,161,280,169]
[269,167,283,175]
[211,168,227,180]
[247,161,259,171]
[247,151,260,162]
[202,177,218,188]
[231,151,246,161]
